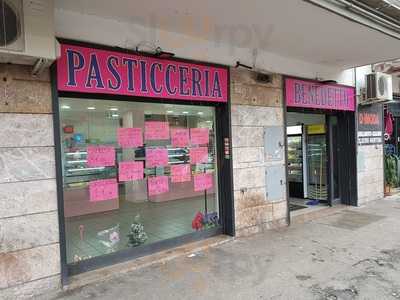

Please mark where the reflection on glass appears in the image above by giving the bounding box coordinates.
[60,98,219,263]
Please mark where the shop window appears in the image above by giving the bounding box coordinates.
[59,98,219,264]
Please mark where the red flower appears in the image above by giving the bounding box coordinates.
[192,212,204,231]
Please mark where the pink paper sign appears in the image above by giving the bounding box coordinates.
[171,128,189,147]
[148,176,169,196]
[87,145,115,167]
[171,164,191,183]
[190,128,209,145]
[57,43,228,103]
[190,147,208,164]
[89,179,118,202]
[118,161,144,182]
[146,148,169,167]
[117,128,143,148]
[145,121,170,140]
[194,173,214,192]
[285,77,355,111]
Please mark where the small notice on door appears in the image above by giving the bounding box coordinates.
[118,161,144,182]
[145,121,170,140]
[148,176,169,196]
[171,164,191,183]
[194,173,213,192]
[89,178,118,202]
[117,128,143,148]
[87,145,115,167]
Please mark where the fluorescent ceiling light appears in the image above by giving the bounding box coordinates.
[182,111,189,114]
[61,105,70,109]
[197,112,204,115]
[166,110,174,113]
[110,107,119,111]
[87,107,96,110]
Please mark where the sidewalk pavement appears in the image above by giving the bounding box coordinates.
[50,197,400,300]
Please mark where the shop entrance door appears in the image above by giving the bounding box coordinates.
[327,111,357,206]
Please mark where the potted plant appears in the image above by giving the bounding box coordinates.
[384,154,398,195]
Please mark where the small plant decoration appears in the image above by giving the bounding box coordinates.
[192,211,219,231]
[384,154,398,188]
[127,215,148,247]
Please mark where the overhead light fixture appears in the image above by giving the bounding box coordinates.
[197,112,204,115]
[166,110,174,114]
[110,107,119,111]
[87,107,96,110]
[182,111,189,114]
[111,114,119,118]
[61,105,71,109]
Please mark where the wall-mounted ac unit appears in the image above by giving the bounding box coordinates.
[362,72,393,104]
[0,0,55,66]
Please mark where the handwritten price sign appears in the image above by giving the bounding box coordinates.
[146,148,169,167]
[194,173,214,192]
[89,178,118,202]
[190,128,209,145]
[171,164,191,183]
[190,147,208,164]
[118,161,144,182]
[148,176,169,196]
[87,145,115,167]
[171,128,189,147]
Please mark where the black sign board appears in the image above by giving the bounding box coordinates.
[357,104,383,145]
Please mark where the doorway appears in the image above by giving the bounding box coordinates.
[286,110,357,216]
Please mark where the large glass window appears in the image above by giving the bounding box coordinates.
[59,98,219,264]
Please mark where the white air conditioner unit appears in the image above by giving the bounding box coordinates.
[0,0,55,66]
[362,72,393,104]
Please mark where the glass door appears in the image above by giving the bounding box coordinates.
[306,133,328,202]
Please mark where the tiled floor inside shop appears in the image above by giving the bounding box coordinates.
[65,195,216,263]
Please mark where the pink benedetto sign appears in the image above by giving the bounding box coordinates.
[285,77,355,111]
[57,43,228,103]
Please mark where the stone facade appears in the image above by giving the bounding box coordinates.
[357,144,384,205]
[230,68,288,237]
[0,64,61,299]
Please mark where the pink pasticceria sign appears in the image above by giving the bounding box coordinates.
[285,77,355,111]
[57,43,229,103]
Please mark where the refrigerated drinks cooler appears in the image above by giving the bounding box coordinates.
[287,124,328,201]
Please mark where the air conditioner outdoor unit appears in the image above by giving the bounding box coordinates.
[0,0,55,66]
[363,72,393,104]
